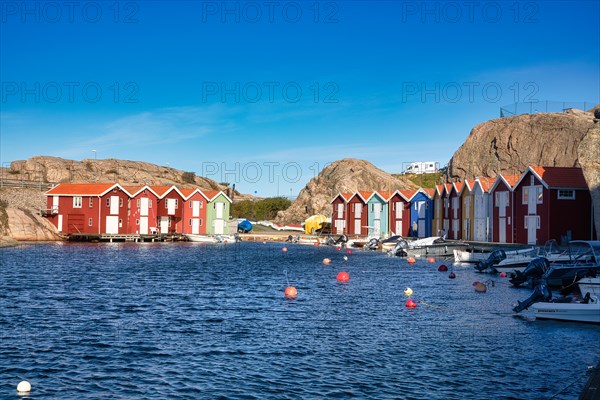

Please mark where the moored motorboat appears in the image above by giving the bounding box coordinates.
[513,280,600,323]
[389,236,467,258]
[509,241,600,288]
[185,233,240,244]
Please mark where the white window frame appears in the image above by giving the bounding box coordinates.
[73,196,82,208]
[88,218,93,227]
[89,197,93,208]
[557,190,575,200]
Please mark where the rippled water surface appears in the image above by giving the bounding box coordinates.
[1,242,599,399]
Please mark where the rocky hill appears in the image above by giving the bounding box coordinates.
[3,156,239,193]
[277,158,418,224]
[446,107,598,181]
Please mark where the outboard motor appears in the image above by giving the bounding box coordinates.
[366,238,380,251]
[509,257,550,287]
[474,249,507,272]
[513,281,552,313]
[388,241,407,257]
[335,234,348,245]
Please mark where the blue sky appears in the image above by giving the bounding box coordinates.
[1,0,599,197]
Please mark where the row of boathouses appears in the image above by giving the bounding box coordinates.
[331,166,596,245]
[43,183,232,236]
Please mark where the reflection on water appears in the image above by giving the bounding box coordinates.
[1,242,599,399]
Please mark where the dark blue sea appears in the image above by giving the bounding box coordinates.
[1,242,599,399]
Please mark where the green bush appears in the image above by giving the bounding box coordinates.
[231,197,291,220]
[182,171,196,184]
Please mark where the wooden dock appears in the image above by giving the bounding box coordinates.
[68,234,186,243]
[580,362,600,400]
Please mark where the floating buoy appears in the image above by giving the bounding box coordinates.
[448,272,456,279]
[472,281,480,286]
[407,257,416,264]
[427,257,435,263]
[323,258,331,265]
[336,271,350,282]
[336,246,342,251]
[474,282,487,293]
[499,272,507,278]
[346,249,352,254]
[17,381,31,394]
[282,247,288,253]
[284,286,297,298]
[343,256,348,261]
[404,287,413,296]
[405,299,417,308]
[438,265,448,272]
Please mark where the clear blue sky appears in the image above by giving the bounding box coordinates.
[1,0,598,197]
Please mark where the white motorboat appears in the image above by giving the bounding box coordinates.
[530,295,600,323]
[578,277,600,296]
[454,246,536,264]
[185,234,240,244]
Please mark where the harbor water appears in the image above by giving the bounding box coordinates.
[1,242,599,399]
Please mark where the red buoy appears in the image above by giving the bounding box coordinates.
[438,265,448,272]
[407,257,416,264]
[405,299,417,308]
[427,257,435,263]
[448,272,456,279]
[282,247,288,253]
[474,282,487,293]
[284,286,297,298]
[346,249,352,254]
[336,271,350,282]
[499,272,507,278]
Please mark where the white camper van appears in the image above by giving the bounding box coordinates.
[403,162,438,175]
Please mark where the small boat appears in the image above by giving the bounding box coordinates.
[185,234,240,244]
[509,241,600,288]
[389,236,467,258]
[578,277,600,296]
[513,280,600,323]
[454,246,536,264]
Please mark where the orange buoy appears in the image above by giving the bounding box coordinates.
[474,282,487,293]
[405,299,417,308]
[284,286,297,298]
[499,272,507,278]
[282,247,288,253]
[427,257,435,263]
[438,265,448,272]
[323,258,331,265]
[336,271,350,282]
[407,257,416,264]
[448,272,456,279]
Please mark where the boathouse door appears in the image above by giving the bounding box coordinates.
[526,216,538,245]
[160,216,169,233]
[106,216,119,234]
[191,218,200,234]
[57,215,63,232]
[354,219,361,235]
[497,192,507,243]
[214,219,225,234]
[395,220,402,236]
[110,196,119,215]
[139,217,148,235]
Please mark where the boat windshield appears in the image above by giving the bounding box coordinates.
[568,241,600,264]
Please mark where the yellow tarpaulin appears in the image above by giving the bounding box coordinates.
[304,214,328,234]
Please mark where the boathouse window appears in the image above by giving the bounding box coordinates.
[137,199,141,207]
[73,196,82,208]
[558,190,575,200]
[199,219,203,226]
[89,197,93,208]
[106,198,110,207]
[149,200,152,208]
[136,219,139,225]
[189,219,192,226]
[88,218,93,227]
